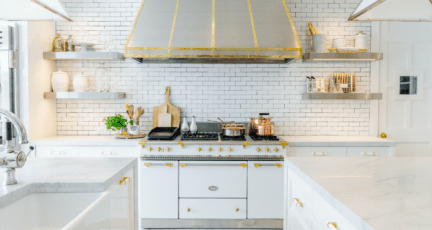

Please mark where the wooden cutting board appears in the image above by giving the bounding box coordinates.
[152,86,181,128]
[158,105,172,127]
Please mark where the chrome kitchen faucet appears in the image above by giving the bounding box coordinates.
[0,108,33,185]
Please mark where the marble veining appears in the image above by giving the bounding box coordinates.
[0,157,137,209]
[286,158,432,230]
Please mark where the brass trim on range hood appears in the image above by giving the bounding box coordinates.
[125,0,302,63]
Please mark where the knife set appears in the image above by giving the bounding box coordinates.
[330,73,356,93]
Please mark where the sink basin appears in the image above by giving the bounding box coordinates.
[0,192,105,230]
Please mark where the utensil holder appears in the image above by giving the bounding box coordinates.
[312,34,326,53]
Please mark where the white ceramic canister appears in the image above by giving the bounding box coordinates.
[73,75,88,92]
[332,38,346,49]
[355,31,367,49]
[51,69,69,92]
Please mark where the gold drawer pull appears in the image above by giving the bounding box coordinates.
[236,208,239,212]
[254,163,262,167]
[327,222,337,229]
[275,163,282,167]
[187,208,190,212]
[312,152,326,155]
[165,163,173,167]
[240,163,247,167]
[144,163,151,167]
[119,177,130,185]
[180,163,187,167]
[292,198,303,207]
[208,186,218,191]
[363,152,377,156]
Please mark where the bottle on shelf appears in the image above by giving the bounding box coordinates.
[65,35,74,52]
[52,33,64,52]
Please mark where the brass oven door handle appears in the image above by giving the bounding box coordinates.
[208,186,218,191]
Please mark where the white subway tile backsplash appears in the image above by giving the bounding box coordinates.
[55,0,371,136]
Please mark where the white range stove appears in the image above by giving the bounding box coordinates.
[139,127,287,229]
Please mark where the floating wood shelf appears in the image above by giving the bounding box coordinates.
[44,92,126,99]
[43,52,124,60]
[302,52,383,62]
[302,93,382,100]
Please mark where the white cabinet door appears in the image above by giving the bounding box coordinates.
[248,161,284,219]
[79,146,137,157]
[347,147,390,157]
[140,161,178,219]
[35,146,79,157]
[179,199,246,219]
[288,147,347,157]
[179,161,247,198]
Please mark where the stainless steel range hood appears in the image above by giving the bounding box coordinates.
[125,0,302,64]
[349,0,432,21]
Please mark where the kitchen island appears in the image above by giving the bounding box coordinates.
[0,157,138,229]
[285,158,432,230]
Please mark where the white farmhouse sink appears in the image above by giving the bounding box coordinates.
[0,192,106,230]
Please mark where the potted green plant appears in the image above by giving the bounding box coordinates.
[103,114,127,134]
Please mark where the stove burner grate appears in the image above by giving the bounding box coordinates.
[249,132,280,141]
[181,132,219,141]
[220,134,247,141]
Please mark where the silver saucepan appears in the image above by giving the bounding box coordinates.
[208,119,246,137]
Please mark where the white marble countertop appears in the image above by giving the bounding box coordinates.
[286,158,432,230]
[0,157,137,209]
[30,135,145,146]
[281,136,396,147]
[30,135,396,147]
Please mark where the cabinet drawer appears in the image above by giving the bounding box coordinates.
[179,161,247,198]
[179,199,246,219]
[248,161,284,219]
[35,146,79,157]
[347,147,390,157]
[79,146,137,157]
[312,191,357,230]
[288,147,347,157]
[288,169,316,229]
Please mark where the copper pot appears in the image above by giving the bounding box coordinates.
[250,113,274,136]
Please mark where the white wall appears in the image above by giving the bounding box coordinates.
[55,0,373,136]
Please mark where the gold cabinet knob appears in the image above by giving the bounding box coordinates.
[380,133,387,138]
[274,148,279,153]
[236,208,239,212]
[256,148,261,153]
[265,147,270,153]
[157,147,161,152]
[292,198,303,207]
[208,147,212,152]
[198,147,202,152]
[327,222,337,229]
[228,147,233,152]
[165,163,173,167]
[148,147,153,152]
[187,208,190,212]
[166,147,171,152]
[218,147,223,152]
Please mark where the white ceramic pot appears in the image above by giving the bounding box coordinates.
[332,38,346,49]
[73,75,88,92]
[355,31,367,49]
[312,34,326,53]
[51,69,69,92]
[128,125,140,135]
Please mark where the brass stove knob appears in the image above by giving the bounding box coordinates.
[166,147,171,152]
[197,147,202,152]
[218,147,223,152]
[157,147,161,152]
[148,147,153,152]
[228,148,233,153]
[265,147,270,153]
[208,147,212,152]
[256,148,261,153]
[274,148,279,153]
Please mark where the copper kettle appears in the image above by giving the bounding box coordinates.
[250,113,274,136]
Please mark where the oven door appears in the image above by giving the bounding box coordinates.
[179,161,247,198]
